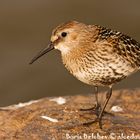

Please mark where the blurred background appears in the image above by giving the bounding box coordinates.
[0,0,140,106]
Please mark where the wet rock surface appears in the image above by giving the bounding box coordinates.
[0,90,140,140]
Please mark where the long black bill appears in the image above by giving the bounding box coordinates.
[29,42,54,64]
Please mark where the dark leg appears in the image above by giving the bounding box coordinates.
[83,86,112,129]
[90,86,102,116]
[94,86,99,106]
[80,86,111,117]
[98,87,112,129]
[94,86,102,115]
[80,86,100,111]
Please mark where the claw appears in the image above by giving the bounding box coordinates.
[80,103,102,117]
[79,106,96,111]
[83,117,103,129]
[83,118,98,125]
[80,104,113,117]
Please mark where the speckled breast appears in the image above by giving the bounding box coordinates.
[62,51,137,87]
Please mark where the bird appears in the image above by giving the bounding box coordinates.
[29,21,140,129]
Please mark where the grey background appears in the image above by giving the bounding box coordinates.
[0,0,140,106]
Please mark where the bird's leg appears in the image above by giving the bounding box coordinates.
[83,87,112,129]
[80,86,101,113]
[93,87,113,117]
[93,86,102,116]
[95,86,99,106]
[98,87,112,129]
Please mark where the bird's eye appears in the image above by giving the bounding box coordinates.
[61,32,67,37]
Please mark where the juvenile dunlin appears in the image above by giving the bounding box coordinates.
[30,21,140,129]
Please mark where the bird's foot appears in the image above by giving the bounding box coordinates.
[82,117,103,129]
[80,103,101,117]
[80,106,96,111]
[80,104,113,117]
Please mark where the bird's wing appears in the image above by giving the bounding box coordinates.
[96,25,140,67]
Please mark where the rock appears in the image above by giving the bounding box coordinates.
[0,90,140,140]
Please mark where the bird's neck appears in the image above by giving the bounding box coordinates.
[61,45,94,74]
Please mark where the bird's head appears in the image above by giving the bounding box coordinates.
[51,21,86,53]
[29,21,92,64]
